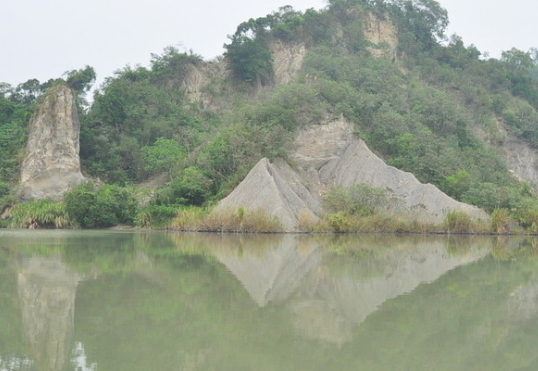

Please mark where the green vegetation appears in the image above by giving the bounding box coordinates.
[64,183,138,228]
[2,0,538,233]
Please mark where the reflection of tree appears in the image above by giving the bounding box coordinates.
[0,356,33,371]
[17,256,81,371]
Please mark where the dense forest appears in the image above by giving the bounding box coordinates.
[2,0,538,231]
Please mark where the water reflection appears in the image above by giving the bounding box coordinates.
[1,231,538,370]
[213,235,321,307]
[211,235,488,345]
[17,256,81,371]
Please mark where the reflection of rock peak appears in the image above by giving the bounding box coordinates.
[213,236,320,307]
[17,256,82,371]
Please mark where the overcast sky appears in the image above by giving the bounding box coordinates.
[1,0,537,88]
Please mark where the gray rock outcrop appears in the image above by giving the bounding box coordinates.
[499,130,538,190]
[20,85,85,200]
[270,40,307,86]
[214,118,488,231]
[214,158,320,229]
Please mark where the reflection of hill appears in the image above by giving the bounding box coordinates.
[17,256,82,371]
[213,235,321,307]
[290,242,489,344]
[207,236,489,345]
[506,272,538,321]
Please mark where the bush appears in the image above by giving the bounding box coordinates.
[327,212,350,232]
[323,184,389,216]
[515,208,538,233]
[155,167,213,206]
[64,183,138,228]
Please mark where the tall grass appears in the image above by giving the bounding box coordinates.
[10,199,70,229]
[491,208,511,234]
[443,210,489,234]
[169,207,209,231]
[313,212,437,233]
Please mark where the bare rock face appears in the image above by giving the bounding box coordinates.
[363,12,398,59]
[215,118,488,231]
[181,59,229,109]
[498,130,538,189]
[314,139,487,224]
[20,85,85,200]
[270,40,307,86]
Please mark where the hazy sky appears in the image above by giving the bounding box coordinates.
[1,0,537,88]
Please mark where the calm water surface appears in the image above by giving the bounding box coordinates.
[1,230,538,371]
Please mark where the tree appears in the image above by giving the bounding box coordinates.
[224,15,276,85]
[64,65,96,94]
[501,48,538,105]
[390,0,448,51]
[225,34,274,85]
[142,137,186,178]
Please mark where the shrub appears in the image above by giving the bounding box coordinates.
[323,184,390,216]
[516,208,538,233]
[64,183,138,228]
[154,167,213,206]
[327,212,350,232]
[0,181,10,198]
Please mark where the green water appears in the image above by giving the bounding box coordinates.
[1,230,538,371]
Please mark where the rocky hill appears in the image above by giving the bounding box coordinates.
[214,118,488,231]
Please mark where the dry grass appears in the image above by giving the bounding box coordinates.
[169,207,283,233]
[443,210,490,234]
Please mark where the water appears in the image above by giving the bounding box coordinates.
[1,230,538,371]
